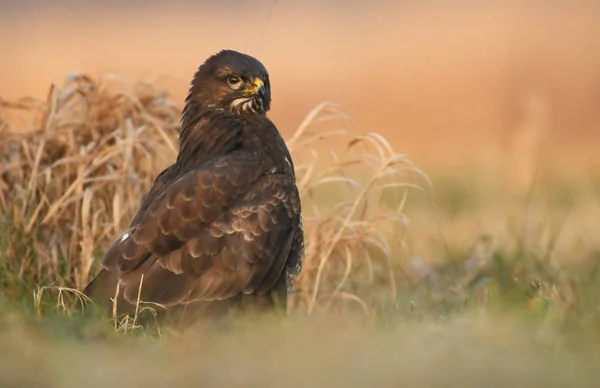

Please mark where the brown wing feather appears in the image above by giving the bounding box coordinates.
[120,174,300,305]
[88,153,300,307]
[103,150,263,273]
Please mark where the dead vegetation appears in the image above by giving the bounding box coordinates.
[2,72,600,333]
[0,73,429,320]
[1,74,180,296]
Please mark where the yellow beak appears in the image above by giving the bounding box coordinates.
[250,78,264,94]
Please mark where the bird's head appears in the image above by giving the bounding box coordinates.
[186,50,271,116]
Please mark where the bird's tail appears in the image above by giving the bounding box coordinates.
[83,269,144,318]
[82,269,121,308]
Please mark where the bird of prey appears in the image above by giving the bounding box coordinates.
[83,50,304,319]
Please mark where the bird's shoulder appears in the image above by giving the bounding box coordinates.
[239,115,296,177]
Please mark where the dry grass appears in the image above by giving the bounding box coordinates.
[1,74,180,294]
[0,73,428,320]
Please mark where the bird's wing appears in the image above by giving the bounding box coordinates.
[97,152,301,305]
[126,174,301,305]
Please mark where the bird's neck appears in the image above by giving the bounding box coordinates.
[176,102,244,169]
[180,94,205,130]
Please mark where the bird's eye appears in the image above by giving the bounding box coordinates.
[227,76,242,88]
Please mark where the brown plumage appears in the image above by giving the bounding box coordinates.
[83,50,303,319]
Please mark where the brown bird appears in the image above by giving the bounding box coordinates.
[83,50,304,320]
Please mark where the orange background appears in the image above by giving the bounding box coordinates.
[1,1,599,175]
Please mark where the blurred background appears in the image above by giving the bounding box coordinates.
[2,0,600,263]
[2,0,599,176]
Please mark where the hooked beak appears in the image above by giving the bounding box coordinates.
[250,78,265,97]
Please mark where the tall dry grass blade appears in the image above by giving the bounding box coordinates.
[285,103,427,314]
[79,188,94,289]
